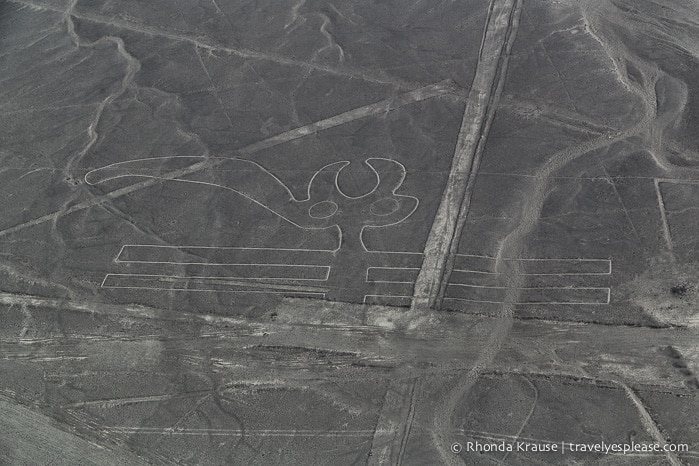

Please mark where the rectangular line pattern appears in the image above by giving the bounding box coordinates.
[107,263,330,281]
[366,267,420,283]
[117,245,335,266]
[450,270,609,288]
[446,284,610,304]
[452,255,611,275]
[102,274,327,297]
[105,247,611,305]
[363,265,420,305]
[447,255,612,305]
[364,251,424,269]
[104,245,334,294]
[114,264,329,280]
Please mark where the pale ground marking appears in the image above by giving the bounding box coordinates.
[653,178,675,262]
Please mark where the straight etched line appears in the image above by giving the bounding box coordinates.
[366,266,420,284]
[618,383,683,466]
[368,378,420,466]
[397,379,420,465]
[366,267,421,270]
[452,256,612,274]
[110,264,331,279]
[237,80,459,155]
[452,269,611,276]
[117,261,329,268]
[118,245,337,252]
[104,427,376,437]
[443,298,610,305]
[447,284,610,291]
[366,251,424,256]
[367,281,415,284]
[64,392,211,408]
[114,260,332,279]
[418,3,523,465]
[364,294,412,299]
[655,178,699,184]
[455,255,610,262]
[653,179,674,261]
[116,245,336,269]
[102,286,327,297]
[109,274,330,283]
[102,274,329,293]
[411,0,521,311]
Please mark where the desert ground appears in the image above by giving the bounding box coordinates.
[1,0,699,464]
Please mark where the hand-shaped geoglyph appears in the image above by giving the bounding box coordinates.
[85,157,418,250]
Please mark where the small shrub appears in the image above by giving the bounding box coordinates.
[670,283,689,297]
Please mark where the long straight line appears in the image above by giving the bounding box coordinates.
[368,378,421,466]
[411,0,521,311]
[620,382,683,466]
[422,3,523,466]
[653,178,675,262]
[0,80,458,238]
[103,427,377,437]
